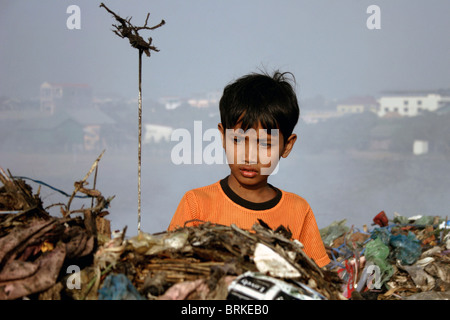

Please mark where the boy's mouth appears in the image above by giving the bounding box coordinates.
[239,166,258,178]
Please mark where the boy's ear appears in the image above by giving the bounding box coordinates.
[281,134,297,158]
[218,123,226,148]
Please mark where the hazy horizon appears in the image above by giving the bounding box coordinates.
[1,1,449,102]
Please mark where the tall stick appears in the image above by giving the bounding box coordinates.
[138,50,143,232]
[100,3,165,234]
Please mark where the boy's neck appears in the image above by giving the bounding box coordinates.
[227,174,277,203]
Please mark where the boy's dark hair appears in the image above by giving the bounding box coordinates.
[219,70,300,142]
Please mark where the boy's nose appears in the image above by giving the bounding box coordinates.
[244,139,258,164]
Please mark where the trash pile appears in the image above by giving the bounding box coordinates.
[2,163,449,301]
[0,166,344,300]
[92,221,344,300]
[321,210,450,300]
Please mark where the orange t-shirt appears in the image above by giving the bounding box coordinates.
[168,177,330,268]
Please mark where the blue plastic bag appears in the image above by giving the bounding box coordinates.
[98,274,145,300]
[389,231,421,265]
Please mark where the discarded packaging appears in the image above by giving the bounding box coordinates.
[227,271,326,300]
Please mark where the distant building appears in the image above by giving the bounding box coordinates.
[159,97,182,110]
[11,108,115,152]
[0,97,20,111]
[301,111,341,124]
[377,92,450,117]
[336,96,378,115]
[158,91,220,110]
[187,91,221,108]
[187,98,210,108]
[40,82,93,115]
[143,124,173,144]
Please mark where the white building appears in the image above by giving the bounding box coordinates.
[377,93,450,117]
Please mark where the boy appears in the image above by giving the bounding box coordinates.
[168,71,330,268]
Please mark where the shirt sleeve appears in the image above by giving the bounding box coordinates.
[298,208,331,268]
[167,191,200,231]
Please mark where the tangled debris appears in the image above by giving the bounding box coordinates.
[321,211,450,300]
[0,166,111,300]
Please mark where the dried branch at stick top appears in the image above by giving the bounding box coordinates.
[100,2,165,57]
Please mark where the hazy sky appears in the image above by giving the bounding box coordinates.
[1,0,449,102]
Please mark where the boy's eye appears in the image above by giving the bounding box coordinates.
[260,142,271,147]
[234,137,243,143]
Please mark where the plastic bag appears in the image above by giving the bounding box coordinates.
[337,259,357,298]
[370,227,391,246]
[98,274,145,300]
[413,215,441,226]
[364,237,394,286]
[389,231,421,265]
[393,212,409,225]
[320,220,349,247]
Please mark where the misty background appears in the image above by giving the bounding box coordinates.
[1,1,449,236]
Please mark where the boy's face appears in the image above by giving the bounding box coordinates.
[218,121,297,188]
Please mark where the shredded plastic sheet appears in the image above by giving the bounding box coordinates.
[253,243,301,278]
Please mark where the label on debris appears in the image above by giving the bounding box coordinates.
[227,271,326,300]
